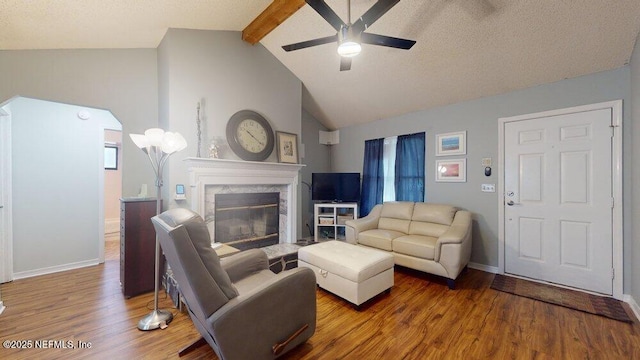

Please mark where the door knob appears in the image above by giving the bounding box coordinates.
[507,200,515,206]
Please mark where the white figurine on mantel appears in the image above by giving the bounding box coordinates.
[209,141,219,159]
[209,137,226,159]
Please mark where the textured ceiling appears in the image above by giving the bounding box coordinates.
[2,0,640,130]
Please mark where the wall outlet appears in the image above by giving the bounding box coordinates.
[481,184,496,192]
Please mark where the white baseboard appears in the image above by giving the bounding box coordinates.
[468,262,499,274]
[105,218,120,234]
[13,259,99,280]
[624,294,640,322]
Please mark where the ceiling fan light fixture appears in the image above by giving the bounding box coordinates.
[337,25,361,57]
[338,40,361,57]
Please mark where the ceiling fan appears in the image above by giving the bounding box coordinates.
[282,0,416,71]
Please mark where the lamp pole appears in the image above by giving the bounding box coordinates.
[130,129,187,331]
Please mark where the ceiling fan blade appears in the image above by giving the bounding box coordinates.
[282,35,337,51]
[351,0,400,34]
[361,32,416,50]
[306,0,346,32]
[340,57,352,71]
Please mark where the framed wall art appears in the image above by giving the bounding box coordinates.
[435,131,466,156]
[435,159,466,182]
[276,131,299,164]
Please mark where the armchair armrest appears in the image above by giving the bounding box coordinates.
[345,204,382,243]
[220,248,269,283]
[209,267,317,359]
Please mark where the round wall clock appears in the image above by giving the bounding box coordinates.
[226,110,275,161]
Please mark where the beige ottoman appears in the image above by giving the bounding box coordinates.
[298,240,394,306]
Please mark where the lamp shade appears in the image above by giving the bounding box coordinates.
[161,132,188,154]
[130,128,187,156]
[129,133,149,149]
[145,128,165,147]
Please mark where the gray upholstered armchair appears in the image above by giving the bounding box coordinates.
[152,208,316,360]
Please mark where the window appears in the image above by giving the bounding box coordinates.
[361,132,425,216]
[104,146,118,170]
[382,136,397,202]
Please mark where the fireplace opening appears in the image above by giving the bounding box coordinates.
[214,192,279,251]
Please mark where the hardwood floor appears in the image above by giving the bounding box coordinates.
[1,237,639,359]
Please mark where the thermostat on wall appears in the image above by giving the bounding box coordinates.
[175,184,186,200]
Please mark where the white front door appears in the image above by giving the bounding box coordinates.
[504,107,613,294]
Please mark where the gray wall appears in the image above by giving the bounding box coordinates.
[8,97,120,275]
[157,29,304,237]
[0,49,159,197]
[332,67,632,291]
[630,34,640,305]
[300,108,332,238]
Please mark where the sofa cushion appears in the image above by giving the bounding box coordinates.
[358,229,406,251]
[377,202,414,234]
[393,234,437,260]
[409,221,450,238]
[378,218,411,234]
[380,201,414,220]
[411,203,457,226]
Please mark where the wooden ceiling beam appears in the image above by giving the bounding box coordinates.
[242,0,306,45]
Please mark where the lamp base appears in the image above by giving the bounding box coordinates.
[137,309,174,331]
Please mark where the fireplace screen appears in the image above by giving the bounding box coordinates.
[214,192,279,251]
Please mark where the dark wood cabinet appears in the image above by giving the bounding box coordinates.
[120,198,159,298]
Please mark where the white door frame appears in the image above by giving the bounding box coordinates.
[0,107,13,283]
[498,100,623,300]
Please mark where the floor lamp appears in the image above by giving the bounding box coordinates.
[130,128,187,331]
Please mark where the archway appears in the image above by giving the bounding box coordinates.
[0,96,122,282]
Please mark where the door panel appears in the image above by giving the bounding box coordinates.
[504,108,612,294]
[520,154,544,201]
[518,217,543,260]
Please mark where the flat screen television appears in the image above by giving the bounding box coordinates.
[312,172,361,203]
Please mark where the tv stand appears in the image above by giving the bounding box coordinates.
[314,203,358,241]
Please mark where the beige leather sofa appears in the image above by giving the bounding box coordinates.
[345,202,472,289]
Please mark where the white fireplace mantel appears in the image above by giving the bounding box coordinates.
[184,157,305,243]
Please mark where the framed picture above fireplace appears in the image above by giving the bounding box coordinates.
[276,131,299,164]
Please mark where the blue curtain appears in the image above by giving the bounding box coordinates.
[361,138,385,216]
[395,132,425,201]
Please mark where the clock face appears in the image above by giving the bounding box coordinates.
[226,110,275,161]
[236,119,268,153]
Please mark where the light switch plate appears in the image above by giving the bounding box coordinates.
[482,157,492,167]
[481,184,496,192]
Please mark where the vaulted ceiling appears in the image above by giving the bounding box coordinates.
[2,0,640,130]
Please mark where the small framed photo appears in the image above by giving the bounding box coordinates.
[104,146,118,170]
[436,131,466,156]
[436,159,466,182]
[276,131,299,164]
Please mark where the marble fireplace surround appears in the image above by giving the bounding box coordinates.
[184,157,305,244]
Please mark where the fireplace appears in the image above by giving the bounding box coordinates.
[185,157,305,245]
[214,192,279,251]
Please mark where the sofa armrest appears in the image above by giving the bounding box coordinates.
[433,210,472,279]
[434,210,472,260]
[345,204,382,243]
[220,248,269,283]
[209,267,317,359]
